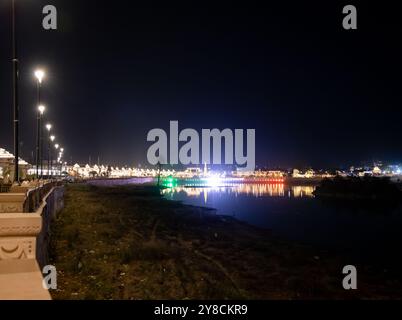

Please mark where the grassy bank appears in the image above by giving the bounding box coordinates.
[50,184,402,299]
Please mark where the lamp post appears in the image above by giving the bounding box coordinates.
[37,105,45,179]
[12,0,19,183]
[46,124,52,178]
[59,148,64,176]
[35,70,44,179]
[50,135,55,179]
[55,144,59,177]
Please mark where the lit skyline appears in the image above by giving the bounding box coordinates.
[0,1,401,168]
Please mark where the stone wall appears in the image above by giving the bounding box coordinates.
[36,186,65,268]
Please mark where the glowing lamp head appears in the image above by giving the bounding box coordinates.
[50,135,55,142]
[34,70,45,83]
[60,148,64,152]
[38,105,45,115]
[46,124,52,131]
[55,144,59,150]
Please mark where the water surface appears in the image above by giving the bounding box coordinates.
[162,184,402,270]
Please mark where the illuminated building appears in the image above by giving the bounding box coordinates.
[372,166,382,175]
[292,169,315,178]
[0,148,29,182]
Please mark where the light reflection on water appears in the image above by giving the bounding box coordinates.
[161,183,402,269]
[161,184,315,203]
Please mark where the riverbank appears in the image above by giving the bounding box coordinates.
[50,184,402,299]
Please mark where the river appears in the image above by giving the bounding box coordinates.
[162,183,402,271]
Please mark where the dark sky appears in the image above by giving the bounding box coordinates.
[0,0,401,169]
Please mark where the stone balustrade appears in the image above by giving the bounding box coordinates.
[0,182,64,300]
[0,194,26,213]
[0,214,41,260]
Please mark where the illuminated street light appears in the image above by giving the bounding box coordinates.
[49,135,55,179]
[46,124,52,179]
[36,105,46,179]
[35,68,45,179]
[38,105,45,177]
[38,105,45,114]
[59,146,64,175]
[34,69,45,84]
[55,144,60,177]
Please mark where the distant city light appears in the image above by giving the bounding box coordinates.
[206,176,222,188]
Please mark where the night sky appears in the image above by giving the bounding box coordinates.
[0,1,401,169]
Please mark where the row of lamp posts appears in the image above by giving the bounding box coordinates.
[11,0,66,183]
[34,69,65,180]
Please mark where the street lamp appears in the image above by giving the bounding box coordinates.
[59,147,64,176]
[12,0,20,183]
[36,105,45,179]
[55,144,59,177]
[34,70,45,84]
[50,135,55,178]
[46,124,52,178]
[35,69,45,179]
[38,105,45,114]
